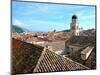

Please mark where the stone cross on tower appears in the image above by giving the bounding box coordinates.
[70,15,79,36]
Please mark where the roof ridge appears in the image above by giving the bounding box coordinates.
[51,50,89,69]
[33,49,89,73]
[33,48,46,72]
[64,57,89,69]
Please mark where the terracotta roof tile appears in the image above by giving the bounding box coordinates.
[34,49,89,73]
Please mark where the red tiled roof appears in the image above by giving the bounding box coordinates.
[12,38,89,74]
[34,49,89,73]
[12,38,44,74]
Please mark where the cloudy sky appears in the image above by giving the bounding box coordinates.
[12,1,96,32]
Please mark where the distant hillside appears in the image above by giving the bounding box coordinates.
[12,25,29,33]
[62,29,70,32]
[12,25,24,33]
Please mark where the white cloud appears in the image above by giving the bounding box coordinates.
[13,19,28,28]
[14,19,23,25]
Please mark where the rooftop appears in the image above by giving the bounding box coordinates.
[34,49,89,73]
[12,38,89,74]
[66,36,95,46]
[12,38,44,74]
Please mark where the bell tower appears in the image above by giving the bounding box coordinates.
[70,15,79,36]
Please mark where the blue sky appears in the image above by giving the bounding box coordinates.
[12,1,96,32]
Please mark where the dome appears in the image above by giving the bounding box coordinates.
[72,15,77,19]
